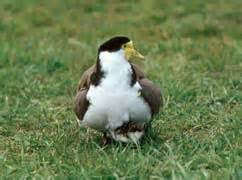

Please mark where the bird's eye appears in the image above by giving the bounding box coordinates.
[123,45,127,48]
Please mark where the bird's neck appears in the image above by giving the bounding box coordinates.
[98,50,132,88]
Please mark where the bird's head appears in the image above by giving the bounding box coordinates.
[98,36,144,61]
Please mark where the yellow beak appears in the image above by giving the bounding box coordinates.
[123,41,145,61]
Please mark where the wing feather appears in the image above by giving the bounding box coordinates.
[74,65,96,120]
[131,64,163,116]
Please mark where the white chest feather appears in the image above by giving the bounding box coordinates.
[82,50,151,131]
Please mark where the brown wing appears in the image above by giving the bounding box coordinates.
[74,65,96,120]
[131,64,163,116]
[76,65,96,91]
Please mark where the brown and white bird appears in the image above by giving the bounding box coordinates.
[74,36,162,143]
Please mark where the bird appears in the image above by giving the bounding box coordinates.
[74,36,162,144]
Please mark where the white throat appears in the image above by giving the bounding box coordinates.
[99,50,132,88]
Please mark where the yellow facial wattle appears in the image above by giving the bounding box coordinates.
[122,41,144,61]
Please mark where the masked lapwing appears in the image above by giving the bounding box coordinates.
[74,36,162,144]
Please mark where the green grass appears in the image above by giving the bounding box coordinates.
[0,0,242,179]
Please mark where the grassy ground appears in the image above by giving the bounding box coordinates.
[0,0,242,179]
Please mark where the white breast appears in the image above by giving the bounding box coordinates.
[82,50,151,131]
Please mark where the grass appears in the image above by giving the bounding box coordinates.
[0,0,242,179]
